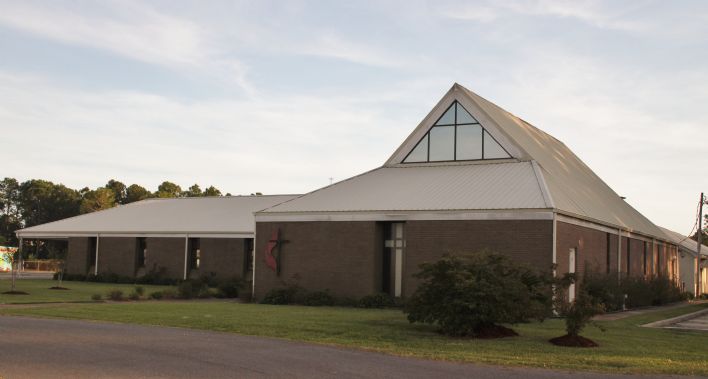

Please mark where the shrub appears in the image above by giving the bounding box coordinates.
[336,297,359,307]
[217,277,244,298]
[260,286,301,305]
[582,271,686,311]
[91,293,102,301]
[404,252,553,337]
[161,289,177,299]
[303,290,336,306]
[128,291,141,301]
[178,280,211,299]
[358,293,395,308]
[134,286,145,296]
[136,266,177,285]
[581,272,623,311]
[554,286,605,337]
[106,289,124,301]
[149,291,163,300]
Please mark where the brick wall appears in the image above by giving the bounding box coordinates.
[193,238,246,281]
[254,219,553,300]
[145,237,186,280]
[254,221,379,300]
[403,220,553,298]
[97,237,137,278]
[556,221,610,279]
[66,237,90,275]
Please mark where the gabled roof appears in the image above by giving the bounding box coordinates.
[659,226,708,257]
[259,162,550,214]
[260,83,666,240]
[16,195,298,238]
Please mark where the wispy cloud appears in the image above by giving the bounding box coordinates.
[0,0,252,92]
[439,0,649,32]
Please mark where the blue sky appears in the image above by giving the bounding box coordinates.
[0,0,706,234]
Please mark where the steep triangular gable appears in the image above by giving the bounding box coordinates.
[386,84,527,166]
[402,101,511,163]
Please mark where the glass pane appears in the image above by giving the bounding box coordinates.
[429,126,454,161]
[483,131,511,159]
[456,124,483,160]
[435,104,455,125]
[403,134,428,162]
[456,103,478,124]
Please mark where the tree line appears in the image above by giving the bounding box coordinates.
[0,178,230,246]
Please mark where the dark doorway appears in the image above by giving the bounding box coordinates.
[243,238,254,277]
[88,237,97,273]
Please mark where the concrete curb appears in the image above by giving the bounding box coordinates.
[642,308,708,328]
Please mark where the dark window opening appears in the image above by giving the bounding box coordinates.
[626,238,631,275]
[88,237,97,268]
[381,222,392,295]
[643,241,648,276]
[137,237,147,268]
[188,238,200,271]
[243,238,254,276]
[606,233,611,274]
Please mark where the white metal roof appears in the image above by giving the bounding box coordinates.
[659,226,708,257]
[261,161,549,214]
[16,195,298,238]
[261,83,667,240]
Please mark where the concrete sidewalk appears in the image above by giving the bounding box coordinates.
[593,301,707,321]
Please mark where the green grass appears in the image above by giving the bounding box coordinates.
[0,279,174,304]
[1,295,706,376]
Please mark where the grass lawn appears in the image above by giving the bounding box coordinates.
[0,279,174,304]
[1,295,706,376]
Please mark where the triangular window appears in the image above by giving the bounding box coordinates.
[403,101,511,163]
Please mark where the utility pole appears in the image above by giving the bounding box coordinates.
[697,193,704,296]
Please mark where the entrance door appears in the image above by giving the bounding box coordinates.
[383,222,405,297]
[568,248,576,302]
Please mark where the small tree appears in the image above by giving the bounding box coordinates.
[550,275,605,347]
[4,248,18,292]
[404,252,553,337]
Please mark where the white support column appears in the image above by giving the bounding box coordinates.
[251,223,257,299]
[94,235,100,276]
[183,235,189,280]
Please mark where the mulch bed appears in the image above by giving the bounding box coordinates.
[2,291,30,295]
[549,334,598,347]
[474,324,519,339]
[49,286,70,290]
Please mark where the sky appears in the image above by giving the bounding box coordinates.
[0,0,706,234]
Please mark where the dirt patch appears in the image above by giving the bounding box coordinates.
[49,286,70,290]
[474,325,518,339]
[2,291,30,295]
[549,334,598,348]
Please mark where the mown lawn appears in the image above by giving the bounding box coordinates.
[0,279,174,304]
[1,295,706,376]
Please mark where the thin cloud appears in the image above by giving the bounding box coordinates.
[0,0,253,92]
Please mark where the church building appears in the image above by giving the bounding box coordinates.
[252,84,679,300]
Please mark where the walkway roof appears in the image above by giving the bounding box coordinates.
[16,195,298,239]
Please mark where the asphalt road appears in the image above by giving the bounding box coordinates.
[0,316,697,379]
